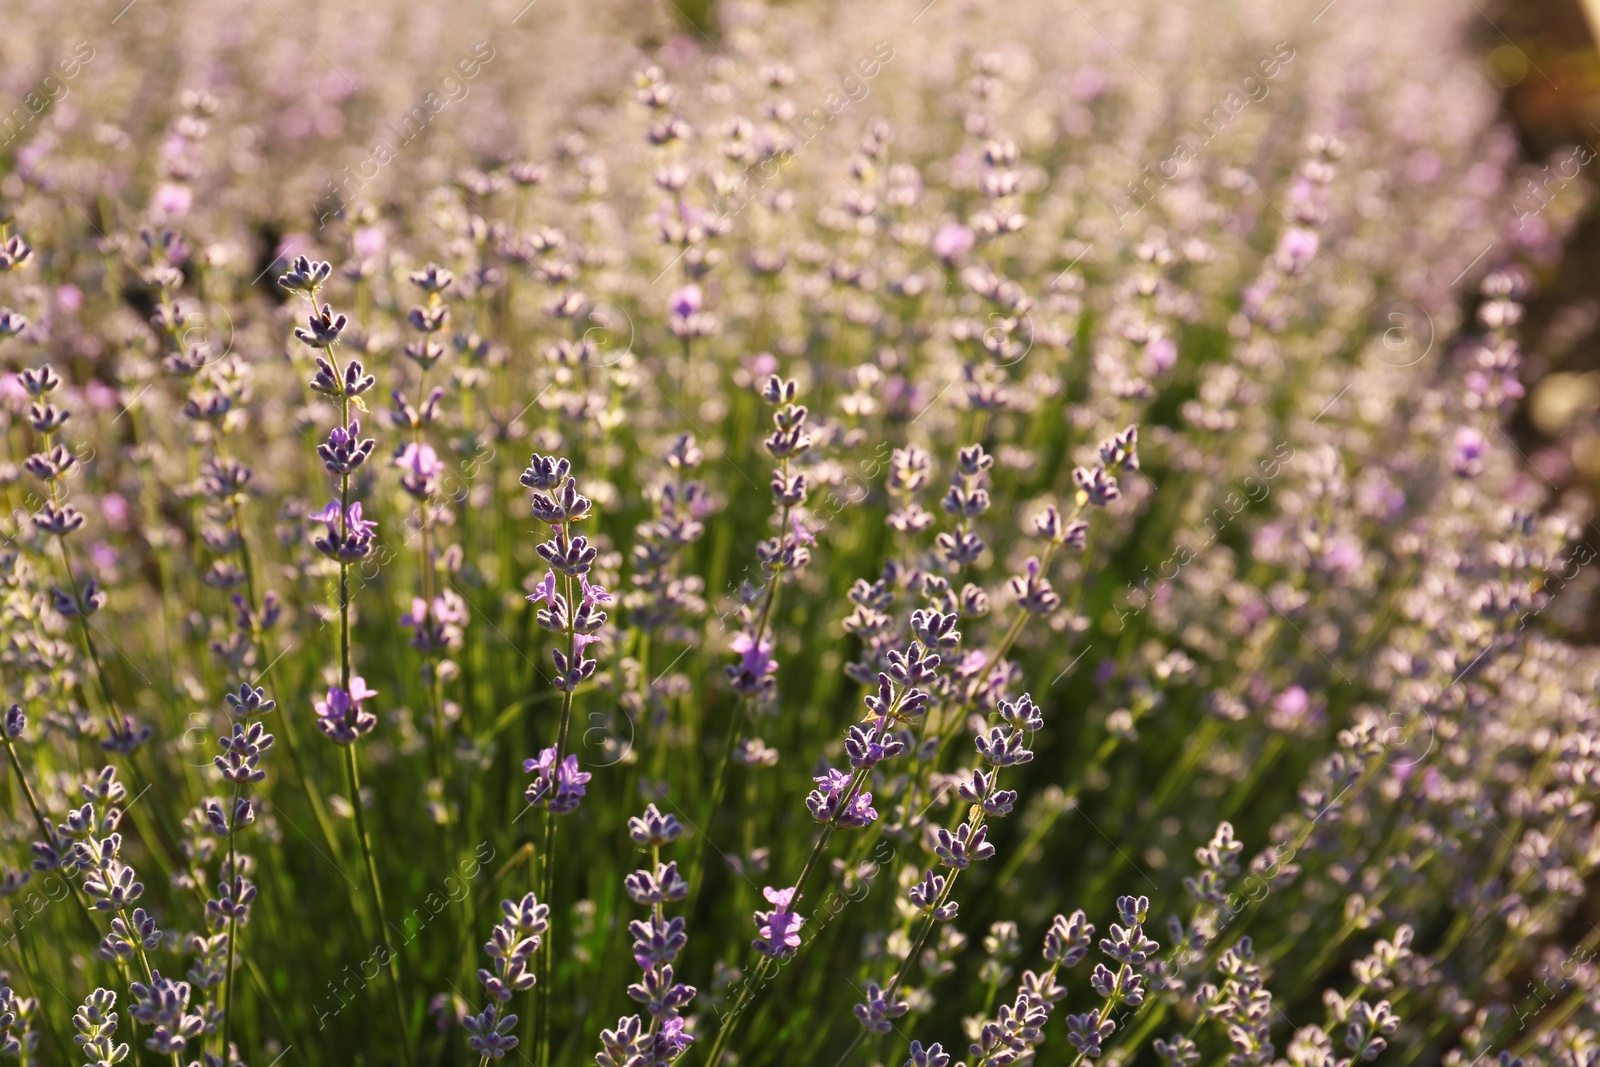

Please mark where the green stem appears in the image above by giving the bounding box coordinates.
[690,480,794,900]
[220,776,241,1061]
[343,744,412,1066]
[536,564,577,1067]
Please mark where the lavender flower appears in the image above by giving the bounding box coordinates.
[852,981,908,1034]
[313,677,378,744]
[464,1003,519,1059]
[752,885,804,959]
[523,747,592,814]
[615,799,697,1060]
[129,971,204,1054]
[400,592,467,653]
[396,441,444,498]
[317,418,376,475]
[805,768,879,828]
[628,804,683,847]
[72,988,125,1067]
[0,987,18,1057]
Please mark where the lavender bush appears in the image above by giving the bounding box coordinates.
[0,1,1593,1065]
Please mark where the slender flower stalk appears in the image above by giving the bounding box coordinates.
[464,889,547,1063]
[593,805,697,1067]
[213,682,275,1062]
[520,451,607,1067]
[396,262,459,821]
[280,256,411,1066]
[690,372,813,896]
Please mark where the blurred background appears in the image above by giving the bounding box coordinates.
[1496,0,1600,641]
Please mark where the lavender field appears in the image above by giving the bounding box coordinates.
[0,0,1593,1065]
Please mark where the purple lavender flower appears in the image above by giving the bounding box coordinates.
[1072,465,1121,507]
[277,255,331,293]
[1043,910,1095,967]
[597,1012,694,1067]
[654,1016,695,1061]
[597,1015,647,1067]
[805,767,878,828]
[1098,425,1140,471]
[293,303,348,348]
[71,988,121,1066]
[1066,1012,1116,1058]
[908,870,959,921]
[932,222,975,261]
[523,747,592,814]
[32,500,85,536]
[669,283,701,319]
[129,972,203,1054]
[310,501,377,562]
[904,1041,951,1067]
[726,629,777,695]
[463,1003,519,1059]
[205,873,258,924]
[624,862,689,907]
[934,822,995,869]
[628,912,689,969]
[627,963,696,1018]
[215,721,274,783]
[310,354,375,398]
[313,677,378,744]
[1009,556,1061,616]
[844,722,905,769]
[627,804,683,847]
[527,570,559,612]
[224,684,277,718]
[975,726,1035,767]
[1099,914,1160,967]
[98,907,160,964]
[317,417,376,474]
[752,885,804,958]
[468,889,546,1040]
[853,981,909,1034]
[396,441,444,498]
[1452,426,1487,477]
[84,859,143,910]
[400,592,467,652]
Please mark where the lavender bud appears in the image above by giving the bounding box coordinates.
[1042,910,1094,966]
[1072,465,1121,507]
[520,453,572,491]
[409,264,455,293]
[853,981,909,1033]
[904,1041,951,1067]
[224,684,277,717]
[17,365,58,395]
[934,822,994,869]
[463,1004,519,1059]
[627,804,683,846]
[277,255,332,293]
[293,304,348,348]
